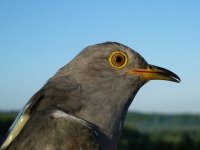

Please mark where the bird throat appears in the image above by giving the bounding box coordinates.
[74,83,141,149]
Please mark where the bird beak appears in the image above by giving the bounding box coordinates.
[128,64,181,83]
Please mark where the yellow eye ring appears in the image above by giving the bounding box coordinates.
[108,51,128,69]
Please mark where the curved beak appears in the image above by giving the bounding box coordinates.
[128,64,181,83]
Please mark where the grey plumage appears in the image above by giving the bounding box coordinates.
[0,42,180,150]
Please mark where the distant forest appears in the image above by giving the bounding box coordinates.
[0,111,200,150]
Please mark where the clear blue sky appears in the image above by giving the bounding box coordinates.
[0,1,199,113]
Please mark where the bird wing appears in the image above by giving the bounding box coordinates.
[0,91,43,150]
[1,76,100,150]
[6,109,100,150]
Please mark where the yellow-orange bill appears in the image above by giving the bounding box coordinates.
[128,65,181,83]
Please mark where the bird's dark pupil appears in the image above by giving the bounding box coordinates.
[115,56,122,62]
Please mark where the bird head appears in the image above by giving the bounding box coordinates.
[60,42,180,89]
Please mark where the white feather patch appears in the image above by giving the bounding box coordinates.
[0,107,30,150]
[51,110,90,128]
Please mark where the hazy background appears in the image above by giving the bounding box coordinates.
[0,1,199,113]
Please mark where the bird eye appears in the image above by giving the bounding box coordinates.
[109,51,128,68]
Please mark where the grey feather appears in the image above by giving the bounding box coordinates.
[0,42,180,150]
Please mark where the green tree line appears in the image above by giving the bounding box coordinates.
[0,111,200,150]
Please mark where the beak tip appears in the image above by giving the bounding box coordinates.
[175,77,181,83]
[173,79,181,83]
[171,73,181,83]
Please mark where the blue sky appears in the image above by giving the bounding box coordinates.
[0,1,199,113]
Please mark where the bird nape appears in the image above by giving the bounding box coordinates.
[0,42,181,150]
